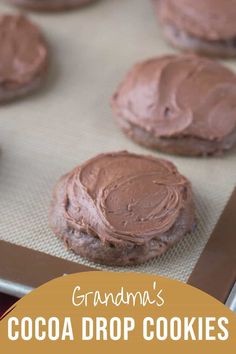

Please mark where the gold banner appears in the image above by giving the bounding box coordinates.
[0,272,235,353]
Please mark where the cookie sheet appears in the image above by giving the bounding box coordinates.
[0,0,236,283]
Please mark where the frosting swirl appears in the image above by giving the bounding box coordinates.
[59,151,192,245]
[112,55,236,141]
[158,0,236,41]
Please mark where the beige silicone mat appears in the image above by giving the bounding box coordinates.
[0,0,236,283]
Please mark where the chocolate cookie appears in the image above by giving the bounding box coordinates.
[6,0,96,11]
[49,151,195,266]
[111,55,236,156]
[0,15,48,103]
[155,0,236,58]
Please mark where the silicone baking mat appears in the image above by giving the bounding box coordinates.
[0,0,236,284]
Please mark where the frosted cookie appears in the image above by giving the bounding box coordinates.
[49,151,195,266]
[0,15,48,103]
[112,55,236,156]
[155,0,236,58]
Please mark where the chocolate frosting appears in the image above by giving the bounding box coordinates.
[0,15,47,88]
[59,151,192,245]
[158,0,236,41]
[112,55,236,141]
